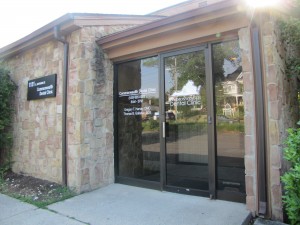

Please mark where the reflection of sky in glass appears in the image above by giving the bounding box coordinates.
[140,63,175,95]
[171,80,201,96]
[165,70,173,93]
[220,42,241,78]
[141,60,159,98]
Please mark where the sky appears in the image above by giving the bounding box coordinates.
[0,0,186,48]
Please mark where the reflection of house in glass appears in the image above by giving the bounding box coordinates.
[221,55,243,117]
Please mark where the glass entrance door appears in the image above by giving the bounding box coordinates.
[161,47,210,194]
[116,41,246,202]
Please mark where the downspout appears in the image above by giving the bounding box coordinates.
[250,22,268,216]
[54,26,69,186]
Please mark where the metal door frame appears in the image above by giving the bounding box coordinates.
[159,45,216,198]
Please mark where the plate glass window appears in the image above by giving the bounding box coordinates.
[212,41,245,194]
[116,57,160,182]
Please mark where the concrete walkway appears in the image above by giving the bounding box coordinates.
[1,184,250,225]
[0,194,82,225]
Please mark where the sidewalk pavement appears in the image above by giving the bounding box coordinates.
[1,184,250,225]
[0,193,83,225]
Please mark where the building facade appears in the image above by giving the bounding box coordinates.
[0,0,298,221]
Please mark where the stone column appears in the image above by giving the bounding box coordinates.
[67,25,135,192]
[261,12,298,221]
[239,27,257,215]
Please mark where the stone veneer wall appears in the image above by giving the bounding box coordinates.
[2,24,135,191]
[261,12,298,221]
[3,41,64,183]
[67,26,112,192]
[238,27,258,215]
[237,12,299,220]
[66,25,134,192]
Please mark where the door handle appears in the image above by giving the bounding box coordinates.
[208,115,212,124]
[162,122,170,138]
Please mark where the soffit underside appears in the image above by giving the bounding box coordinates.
[98,7,250,62]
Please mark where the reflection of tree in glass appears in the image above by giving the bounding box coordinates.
[142,42,242,119]
[213,41,243,119]
[142,57,159,68]
[167,53,206,118]
[168,53,205,91]
[212,41,241,81]
[149,97,159,106]
[142,42,241,84]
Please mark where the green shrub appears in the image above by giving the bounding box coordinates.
[217,122,244,133]
[279,8,300,223]
[0,68,17,174]
[278,6,300,80]
[281,121,300,225]
[149,119,159,130]
[142,119,159,131]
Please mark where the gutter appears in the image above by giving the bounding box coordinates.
[54,26,69,186]
[0,14,76,60]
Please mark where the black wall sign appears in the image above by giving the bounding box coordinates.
[27,74,57,100]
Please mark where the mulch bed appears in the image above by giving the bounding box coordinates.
[0,171,75,207]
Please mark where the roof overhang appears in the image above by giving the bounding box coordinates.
[0,13,163,60]
[97,0,250,62]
